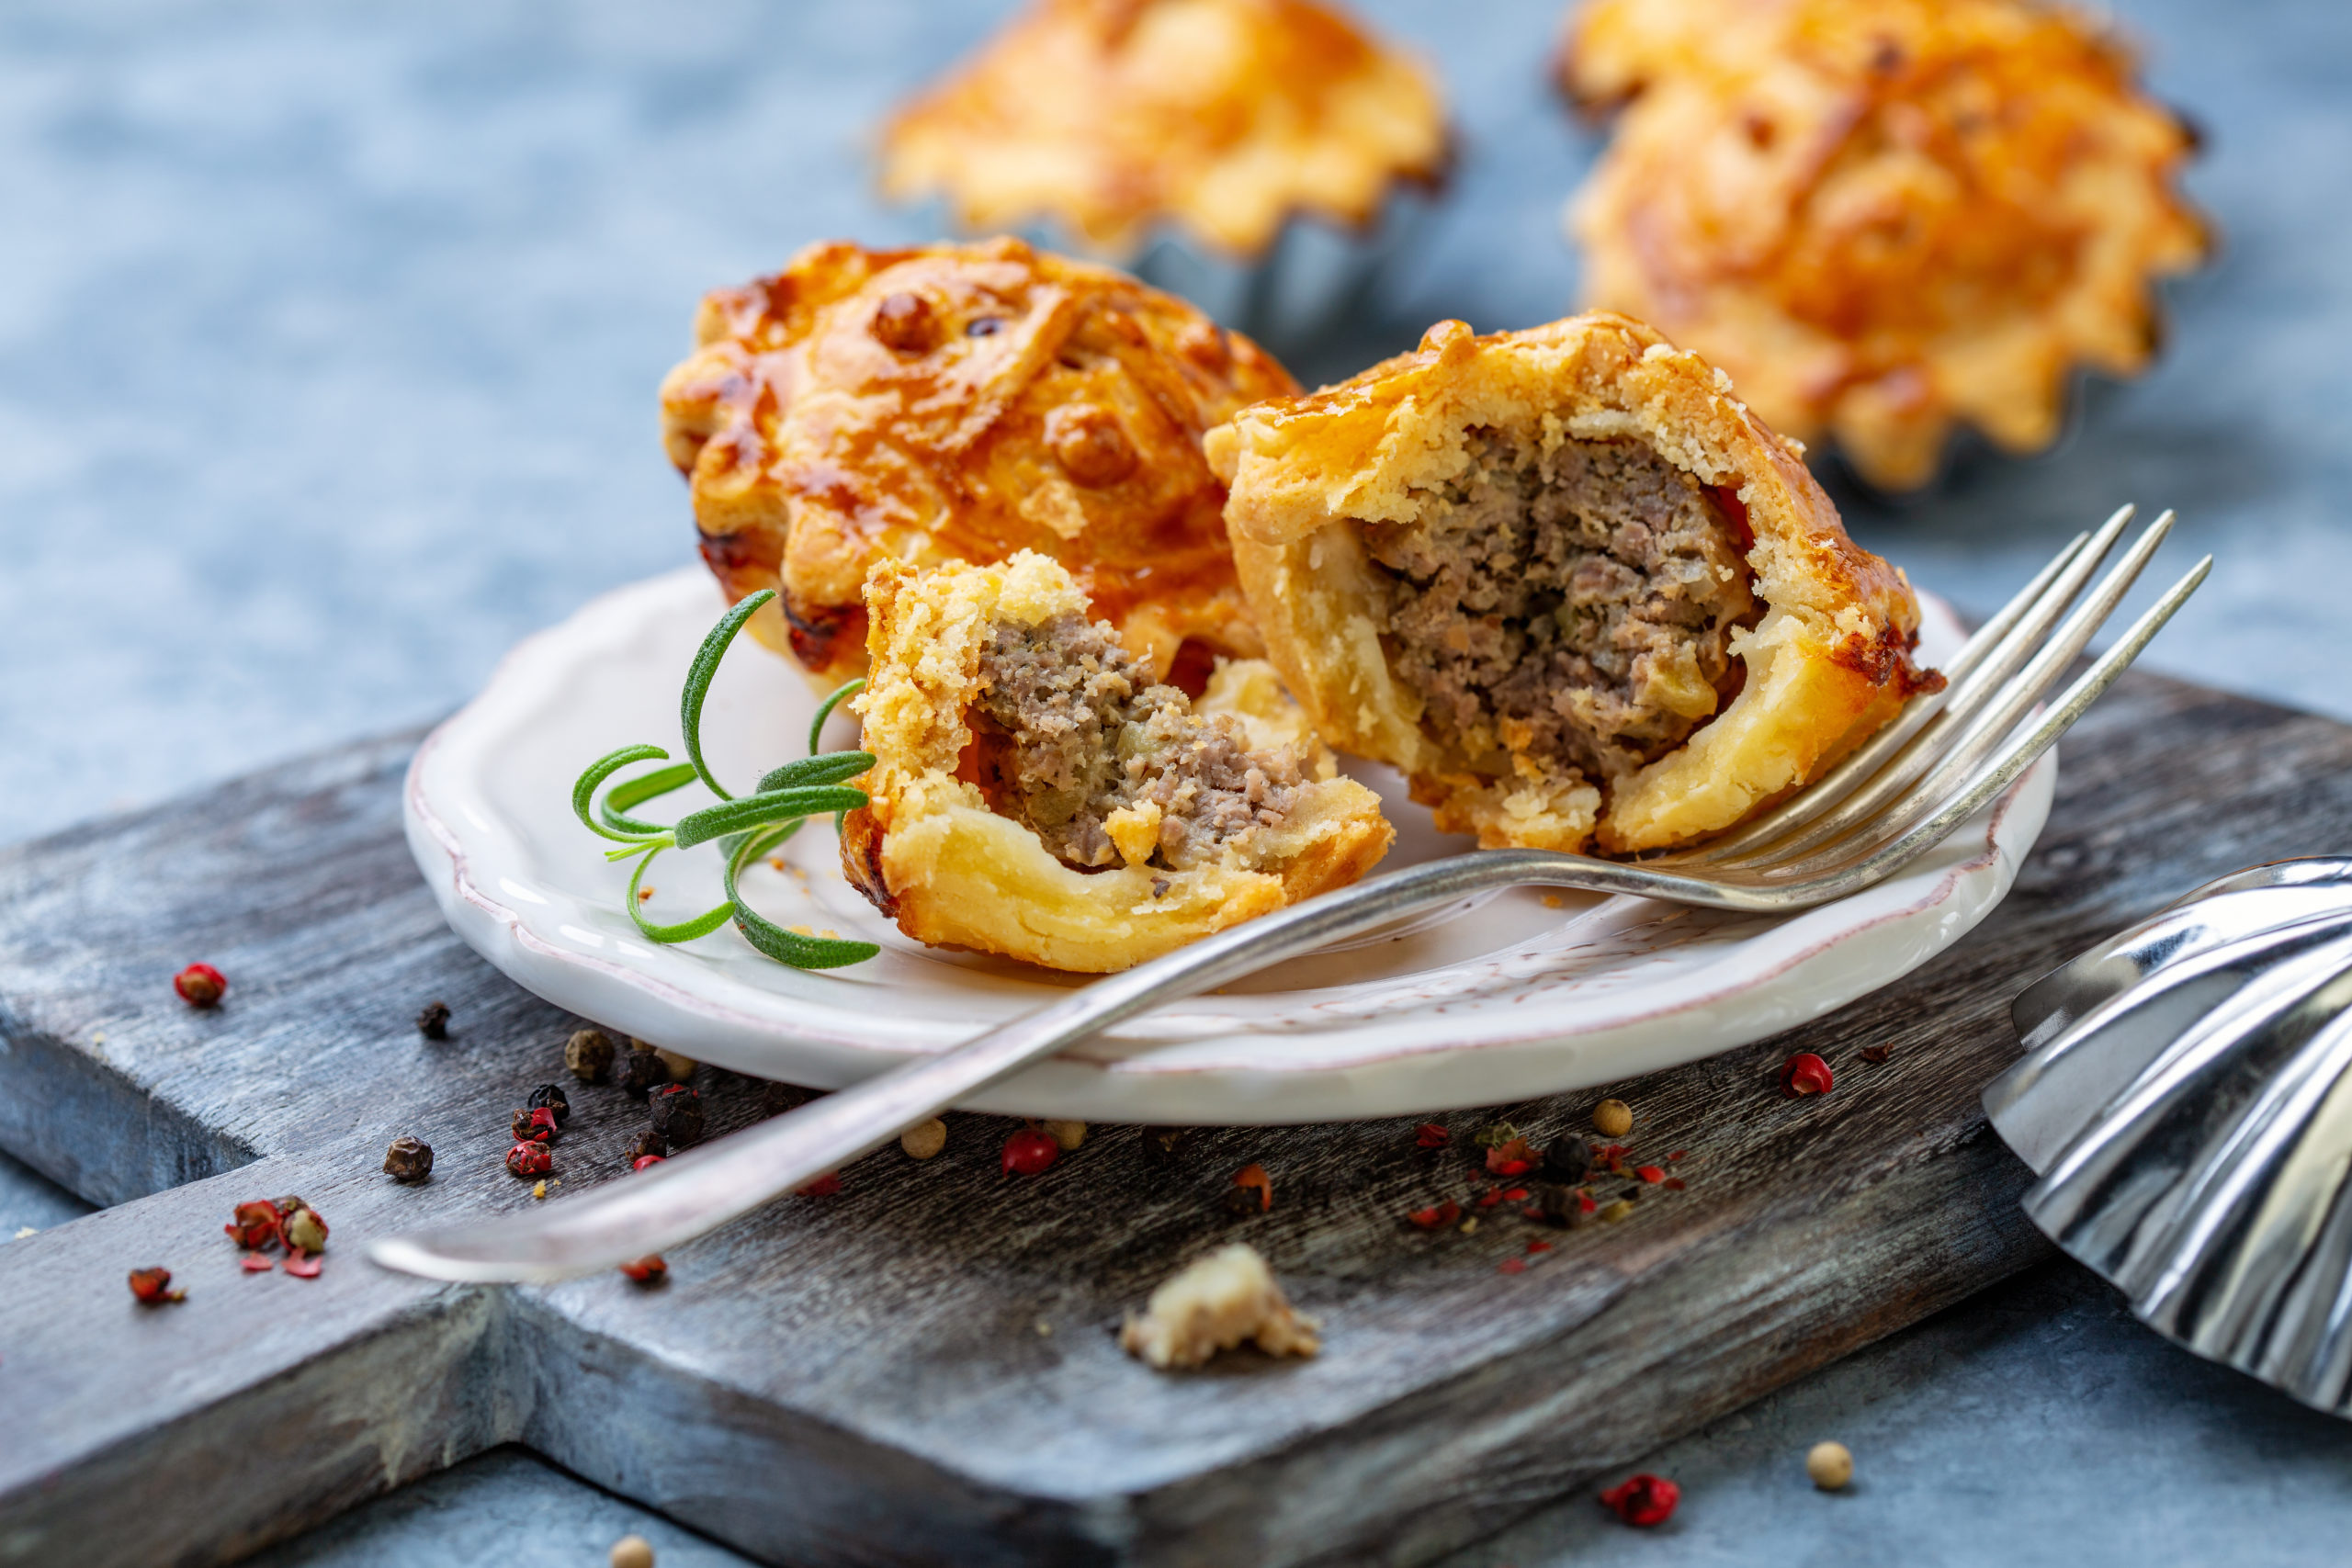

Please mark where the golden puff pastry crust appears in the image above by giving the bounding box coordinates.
[660,238,1297,687]
[1562,0,2210,491]
[841,552,1393,974]
[877,0,1450,262]
[1207,312,1939,855]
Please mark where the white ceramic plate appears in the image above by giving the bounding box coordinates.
[406,568,2052,1123]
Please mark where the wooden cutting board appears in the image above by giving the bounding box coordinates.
[3,669,2348,1568]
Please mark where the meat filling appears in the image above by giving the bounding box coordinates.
[1364,432,1759,789]
[972,614,1306,871]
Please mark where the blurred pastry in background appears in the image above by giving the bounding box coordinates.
[1210,312,1938,856]
[877,0,1450,348]
[659,237,1295,687]
[841,552,1393,973]
[1560,0,2211,491]
[880,0,1448,261]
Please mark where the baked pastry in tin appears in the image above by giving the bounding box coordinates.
[841,552,1393,973]
[1208,312,1939,855]
[877,0,1449,264]
[659,238,1295,686]
[1562,0,2210,491]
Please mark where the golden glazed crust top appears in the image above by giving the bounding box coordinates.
[840,552,1392,974]
[878,0,1450,261]
[659,238,1297,685]
[1209,312,1936,853]
[1562,0,2210,490]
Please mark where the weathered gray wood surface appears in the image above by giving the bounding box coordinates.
[3,671,2348,1568]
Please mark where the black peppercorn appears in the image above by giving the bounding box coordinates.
[382,1136,434,1182]
[1534,1183,1587,1228]
[1543,1134,1593,1183]
[650,1085,706,1149]
[632,1127,667,1161]
[761,1080,817,1118]
[1139,1126,1196,1165]
[514,1106,559,1144]
[526,1083,571,1126]
[565,1028,616,1083]
[618,1046,663,1101]
[415,1000,450,1040]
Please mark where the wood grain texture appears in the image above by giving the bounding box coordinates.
[4,671,2349,1567]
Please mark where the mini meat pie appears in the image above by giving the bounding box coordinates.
[659,238,1296,686]
[878,0,1449,261]
[842,552,1393,973]
[1562,0,2210,491]
[1208,312,1939,856]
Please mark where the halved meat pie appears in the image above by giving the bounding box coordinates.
[1207,311,1939,855]
[842,552,1392,973]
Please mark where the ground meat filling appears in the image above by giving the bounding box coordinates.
[1364,432,1760,790]
[971,614,1307,871]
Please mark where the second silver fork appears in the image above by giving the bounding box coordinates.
[372,509,2209,1282]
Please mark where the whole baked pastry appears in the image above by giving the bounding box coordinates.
[877,0,1449,261]
[841,552,1392,973]
[1562,0,2210,491]
[659,238,1296,685]
[1208,313,1939,856]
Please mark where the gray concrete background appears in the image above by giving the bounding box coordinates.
[4,0,2349,1562]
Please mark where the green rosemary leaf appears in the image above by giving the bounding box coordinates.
[672,786,866,851]
[755,750,875,794]
[807,677,866,757]
[601,761,699,835]
[571,745,673,843]
[681,588,775,804]
[625,843,734,944]
[724,827,879,970]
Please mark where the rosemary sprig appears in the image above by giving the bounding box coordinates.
[569,588,880,969]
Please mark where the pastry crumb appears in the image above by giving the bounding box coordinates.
[1119,1243,1319,1371]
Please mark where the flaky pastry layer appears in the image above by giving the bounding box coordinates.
[660,238,1295,687]
[1208,312,1937,854]
[1563,0,2210,490]
[878,0,1450,261]
[841,552,1392,974]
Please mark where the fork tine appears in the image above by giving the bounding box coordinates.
[1680,505,2132,866]
[1721,510,2175,873]
[1757,555,2211,897]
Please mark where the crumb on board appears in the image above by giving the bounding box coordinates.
[1119,1243,1319,1370]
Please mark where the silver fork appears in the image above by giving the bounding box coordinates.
[371,509,2208,1282]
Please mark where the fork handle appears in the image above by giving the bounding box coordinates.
[369,848,1694,1282]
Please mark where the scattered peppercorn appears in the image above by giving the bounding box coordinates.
[1415,1122,1451,1149]
[224,1200,281,1251]
[514,1106,560,1144]
[617,1046,664,1101]
[1600,1472,1679,1527]
[414,1000,450,1040]
[610,1533,657,1568]
[1533,1184,1588,1228]
[527,1083,571,1125]
[1781,1052,1835,1097]
[1001,1128,1059,1177]
[174,963,227,1008]
[618,1258,667,1286]
[1138,1126,1195,1164]
[762,1080,818,1117]
[1807,1440,1853,1490]
[1042,1119,1087,1152]
[128,1266,186,1303]
[1230,1163,1272,1213]
[650,1085,706,1149]
[382,1136,434,1182]
[632,1155,665,1172]
[900,1118,947,1160]
[1592,1099,1634,1137]
[1859,1043,1894,1065]
[506,1140,553,1178]
[283,1206,329,1255]
[628,1128,664,1161]
[565,1028,616,1083]
[1543,1134,1593,1182]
